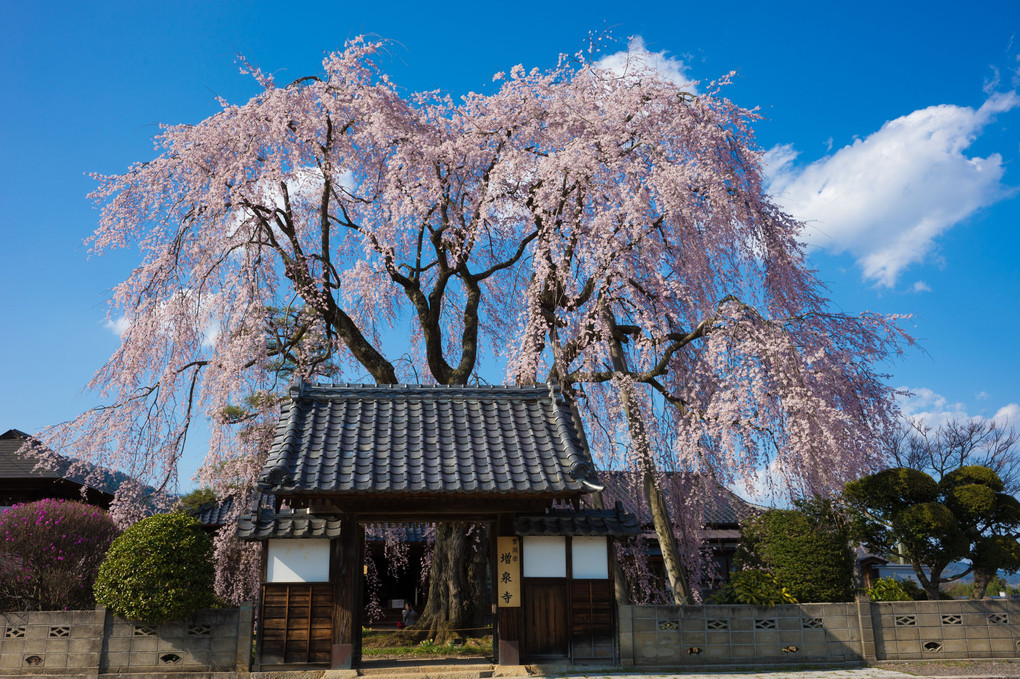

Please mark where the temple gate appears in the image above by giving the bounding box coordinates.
[239,381,637,669]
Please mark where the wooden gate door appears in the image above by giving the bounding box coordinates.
[523,579,569,660]
[570,580,614,661]
[260,583,334,665]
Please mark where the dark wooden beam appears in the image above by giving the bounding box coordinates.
[330,518,364,669]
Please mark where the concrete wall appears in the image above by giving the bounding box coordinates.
[0,608,106,676]
[0,605,253,676]
[871,599,1020,660]
[619,598,1020,667]
[619,600,867,666]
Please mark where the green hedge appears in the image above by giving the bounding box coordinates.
[94,512,216,622]
[737,502,855,602]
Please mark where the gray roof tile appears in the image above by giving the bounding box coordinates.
[237,506,343,540]
[192,496,235,527]
[257,383,598,497]
[515,503,640,537]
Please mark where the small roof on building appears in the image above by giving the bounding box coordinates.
[238,505,343,540]
[237,508,436,542]
[191,495,235,528]
[514,503,640,537]
[256,382,600,501]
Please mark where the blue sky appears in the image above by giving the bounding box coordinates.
[1,1,1018,488]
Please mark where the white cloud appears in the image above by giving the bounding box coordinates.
[595,36,697,93]
[104,315,131,337]
[899,387,969,427]
[899,387,1017,429]
[911,280,932,293]
[102,290,221,348]
[767,92,1019,287]
[728,458,783,507]
[994,403,1020,426]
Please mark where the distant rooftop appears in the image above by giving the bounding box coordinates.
[600,471,756,529]
[0,429,135,499]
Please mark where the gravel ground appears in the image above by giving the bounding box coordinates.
[874,660,1020,677]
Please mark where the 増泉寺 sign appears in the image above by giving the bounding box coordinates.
[496,536,521,607]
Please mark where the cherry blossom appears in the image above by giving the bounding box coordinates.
[36,37,909,603]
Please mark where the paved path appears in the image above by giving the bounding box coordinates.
[529,669,919,679]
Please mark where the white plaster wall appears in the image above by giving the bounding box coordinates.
[523,536,566,577]
[571,536,609,579]
[266,539,330,582]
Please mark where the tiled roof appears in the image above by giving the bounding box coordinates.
[0,429,131,498]
[192,496,235,527]
[256,382,599,497]
[237,506,343,540]
[514,503,640,537]
[234,490,433,541]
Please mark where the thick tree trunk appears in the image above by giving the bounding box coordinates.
[911,557,942,600]
[604,309,692,605]
[971,568,995,599]
[643,468,692,603]
[415,523,487,643]
[466,524,491,629]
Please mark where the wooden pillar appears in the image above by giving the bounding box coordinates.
[253,541,269,671]
[330,517,364,669]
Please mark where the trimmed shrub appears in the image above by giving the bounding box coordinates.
[178,487,217,513]
[868,577,912,601]
[94,512,216,622]
[711,568,797,606]
[0,499,120,611]
[736,501,855,602]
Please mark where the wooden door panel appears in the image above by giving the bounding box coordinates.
[570,580,614,661]
[523,579,569,659]
[261,583,333,665]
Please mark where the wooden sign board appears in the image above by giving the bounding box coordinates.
[496,536,521,607]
